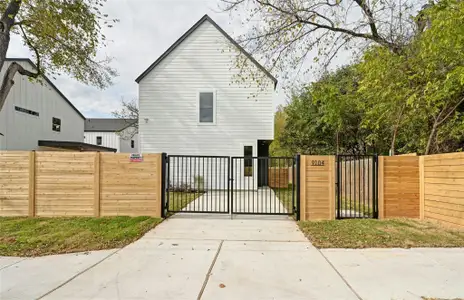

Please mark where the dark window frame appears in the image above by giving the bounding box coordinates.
[52,117,61,132]
[96,136,102,145]
[244,145,253,177]
[198,91,215,124]
[131,140,135,149]
[15,106,39,117]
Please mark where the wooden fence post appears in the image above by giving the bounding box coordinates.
[419,156,425,220]
[377,156,384,219]
[28,151,36,217]
[94,152,101,217]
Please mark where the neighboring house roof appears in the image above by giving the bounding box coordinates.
[38,140,117,152]
[84,118,137,132]
[4,58,85,120]
[135,14,278,88]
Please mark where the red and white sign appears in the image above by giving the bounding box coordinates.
[129,153,143,162]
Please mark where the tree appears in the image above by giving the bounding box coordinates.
[357,0,464,154]
[112,98,139,139]
[221,0,421,86]
[0,0,118,113]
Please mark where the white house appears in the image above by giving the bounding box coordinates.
[0,58,117,152]
[84,118,139,153]
[136,15,277,189]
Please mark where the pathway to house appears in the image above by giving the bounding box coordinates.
[184,188,288,214]
[1,215,463,300]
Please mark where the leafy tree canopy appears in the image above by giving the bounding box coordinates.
[0,0,118,112]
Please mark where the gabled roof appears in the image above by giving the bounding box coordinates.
[4,58,85,119]
[135,14,277,88]
[84,118,137,132]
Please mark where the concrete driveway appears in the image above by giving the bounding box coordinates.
[1,215,464,300]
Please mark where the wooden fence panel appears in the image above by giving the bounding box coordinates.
[0,151,30,216]
[35,152,95,217]
[100,153,161,217]
[383,156,420,218]
[300,156,335,220]
[268,167,289,188]
[423,152,464,228]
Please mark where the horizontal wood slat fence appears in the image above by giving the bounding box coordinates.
[1,151,464,228]
[0,152,162,217]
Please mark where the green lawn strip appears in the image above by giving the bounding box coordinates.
[167,192,201,215]
[339,197,375,217]
[298,218,464,248]
[0,216,162,257]
[272,187,294,213]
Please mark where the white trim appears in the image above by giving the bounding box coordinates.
[197,90,217,125]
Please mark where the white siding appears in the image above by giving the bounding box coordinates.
[84,132,120,152]
[138,20,274,160]
[0,60,84,150]
[119,133,139,153]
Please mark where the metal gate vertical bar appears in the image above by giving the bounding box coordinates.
[162,153,167,218]
[374,154,379,218]
[296,154,301,220]
[336,155,341,219]
[230,157,233,214]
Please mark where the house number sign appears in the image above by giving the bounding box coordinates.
[311,160,325,166]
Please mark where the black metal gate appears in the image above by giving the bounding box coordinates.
[166,155,230,214]
[336,155,378,219]
[231,157,296,215]
[163,155,299,218]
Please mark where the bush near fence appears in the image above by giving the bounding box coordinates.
[0,152,162,217]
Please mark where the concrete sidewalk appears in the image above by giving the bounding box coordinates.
[1,215,464,300]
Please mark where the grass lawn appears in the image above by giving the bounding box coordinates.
[298,218,464,248]
[339,198,375,217]
[0,216,162,257]
[167,192,200,214]
[273,187,295,213]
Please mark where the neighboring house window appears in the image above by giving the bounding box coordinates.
[199,92,215,123]
[15,106,39,117]
[131,140,135,149]
[96,136,102,145]
[52,117,61,132]
[244,146,253,177]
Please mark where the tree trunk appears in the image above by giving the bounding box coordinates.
[0,0,23,111]
[390,104,406,156]
[425,122,438,155]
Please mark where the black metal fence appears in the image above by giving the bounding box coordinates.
[336,155,378,219]
[231,157,295,215]
[166,155,230,214]
[163,155,299,217]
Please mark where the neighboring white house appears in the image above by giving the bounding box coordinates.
[84,118,139,153]
[0,58,117,152]
[136,15,277,189]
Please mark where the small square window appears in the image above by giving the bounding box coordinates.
[52,117,61,132]
[96,136,102,145]
[199,92,214,123]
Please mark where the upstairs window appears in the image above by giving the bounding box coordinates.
[15,106,39,117]
[131,140,135,148]
[96,136,102,145]
[52,117,61,132]
[199,92,215,123]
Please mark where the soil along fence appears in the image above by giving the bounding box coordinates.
[0,151,162,217]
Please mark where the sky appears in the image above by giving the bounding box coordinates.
[6,0,349,118]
